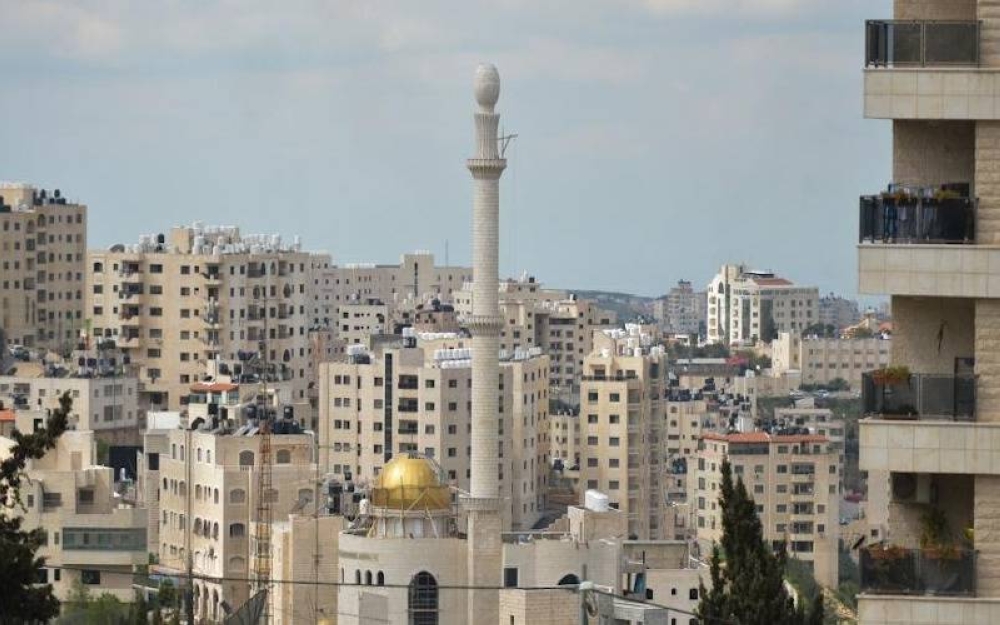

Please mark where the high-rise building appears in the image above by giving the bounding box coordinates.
[0,182,86,351]
[656,280,706,337]
[693,431,840,587]
[856,5,1000,622]
[818,294,861,331]
[706,264,818,346]
[318,335,549,530]
[578,326,669,540]
[86,224,316,411]
[455,277,617,409]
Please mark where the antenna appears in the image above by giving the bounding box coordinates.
[499,129,518,158]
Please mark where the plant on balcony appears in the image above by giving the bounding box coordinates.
[920,507,961,560]
[871,365,910,385]
[867,543,909,561]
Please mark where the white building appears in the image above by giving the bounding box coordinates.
[706,264,818,346]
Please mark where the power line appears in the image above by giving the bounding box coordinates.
[47,564,742,625]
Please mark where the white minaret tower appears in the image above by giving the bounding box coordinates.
[464,62,506,625]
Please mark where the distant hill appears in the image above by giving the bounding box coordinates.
[569,289,656,323]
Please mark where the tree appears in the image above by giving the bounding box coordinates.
[0,392,70,624]
[698,458,823,625]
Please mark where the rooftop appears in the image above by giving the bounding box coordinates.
[702,431,828,444]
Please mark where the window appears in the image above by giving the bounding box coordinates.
[230,489,247,504]
[409,571,439,625]
[229,523,246,538]
[81,570,101,585]
[239,451,255,467]
[503,567,519,588]
[275,449,291,464]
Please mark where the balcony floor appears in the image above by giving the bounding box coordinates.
[860,419,1000,474]
[859,595,1000,625]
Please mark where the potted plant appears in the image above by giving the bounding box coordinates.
[872,365,910,385]
[919,507,968,595]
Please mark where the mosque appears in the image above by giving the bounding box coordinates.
[328,65,703,625]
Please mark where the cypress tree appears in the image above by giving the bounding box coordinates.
[697,458,821,625]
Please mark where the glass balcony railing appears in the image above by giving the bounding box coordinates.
[861,372,976,420]
[860,546,976,596]
[859,195,975,244]
[865,20,980,67]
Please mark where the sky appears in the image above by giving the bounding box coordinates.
[0,0,890,297]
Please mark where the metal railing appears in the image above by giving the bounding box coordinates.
[865,20,980,67]
[861,546,976,596]
[859,195,975,244]
[861,372,976,420]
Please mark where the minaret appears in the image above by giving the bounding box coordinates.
[464,62,506,625]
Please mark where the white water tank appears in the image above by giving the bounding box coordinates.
[585,489,610,512]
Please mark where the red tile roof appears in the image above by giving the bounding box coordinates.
[750,277,793,286]
[702,431,828,444]
[190,382,239,393]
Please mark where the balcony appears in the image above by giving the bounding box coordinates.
[859,195,975,245]
[861,372,975,421]
[865,20,980,69]
[860,546,976,597]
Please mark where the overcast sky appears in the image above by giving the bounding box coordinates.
[0,0,890,297]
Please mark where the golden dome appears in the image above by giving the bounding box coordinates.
[373,455,451,510]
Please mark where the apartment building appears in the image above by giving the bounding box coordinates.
[86,223,315,412]
[149,422,316,620]
[706,264,818,346]
[455,277,617,409]
[0,182,86,351]
[694,431,839,587]
[819,294,862,330]
[655,280,706,337]
[854,4,1000,622]
[0,425,147,603]
[577,327,669,540]
[336,300,390,345]
[310,252,471,330]
[318,333,550,530]
[0,362,142,442]
[771,331,891,389]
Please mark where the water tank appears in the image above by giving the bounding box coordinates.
[585,490,610,512]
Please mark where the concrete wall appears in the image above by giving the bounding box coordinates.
[890,296,974,375]
[893,121,974,188]
[894,0,976,20]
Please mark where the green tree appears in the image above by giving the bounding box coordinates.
[0,392,70,625]
[698,459,823,625]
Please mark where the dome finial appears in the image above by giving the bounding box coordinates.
[474,63,500,112]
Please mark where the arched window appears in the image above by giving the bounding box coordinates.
[558,573,580,586]
[206,450,212,463]
[178,481,187,497]
[276,449,291,464]
[180,445,185,461]
[197,448,203,462]
[341,568,345,583]
[214,489,219,504]
[355,570,361,585]
[229,556,245,571]
[365,571,373,585]
[195,485,202,500]
[213,522,219,540]
[377,571,385,586]
[230,489,246,504]
[162,477,168,490]
[171,444,176,459]
[408,571,439,625]
[239,450,255,467]
[229,523,246,538]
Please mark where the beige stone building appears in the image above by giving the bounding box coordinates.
[771,331,891,389]
[706,264,818,346]
[455,277,617,409]
[336,299,390,346]
[86,223,316,412]
[270,514,344,625]
[318,333,550,530]
[310,251,471,331]
[694,431,840,587]
[0,369,141,442]
[147,419,317,620]
[655,279,706,337]
[855,3,1000,622]
[577,327,669,539]
[0,182,86,352]
[1,426,147,603]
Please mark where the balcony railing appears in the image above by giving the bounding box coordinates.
[861,372,976,421]
[865,20,980,67]
[859,195,975,244]
[860,546,976,596]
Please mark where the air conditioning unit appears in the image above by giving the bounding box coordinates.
[891,472,932,504]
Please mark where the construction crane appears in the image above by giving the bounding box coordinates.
[251,278,274,624]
